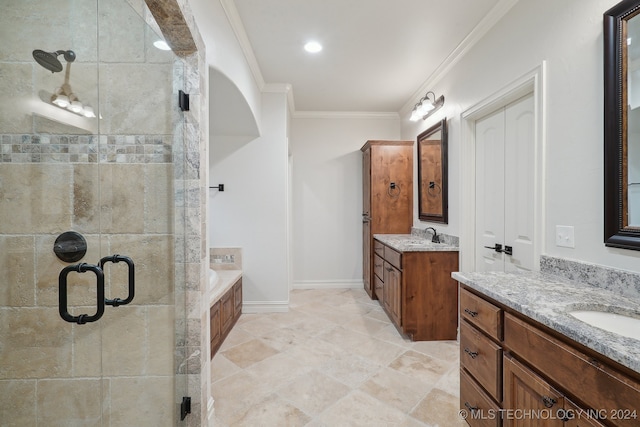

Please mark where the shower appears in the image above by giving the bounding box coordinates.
[32,49,76,73]
[0,0,195,422]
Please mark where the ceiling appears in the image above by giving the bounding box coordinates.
[231,0,503,113]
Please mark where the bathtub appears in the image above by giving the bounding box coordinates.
[209,268,219,289]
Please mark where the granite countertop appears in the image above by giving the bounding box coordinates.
[374,234,459,252]
[209,269,242,305]
[453,270,640,374]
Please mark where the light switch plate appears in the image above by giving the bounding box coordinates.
[556,225,575,248]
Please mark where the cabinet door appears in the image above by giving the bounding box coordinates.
[363,219,372,297]
[210,301,221,359]
[221,290,234,335]
[362,147,373,298]
[503,354,564,427]
[383,262,401,326]
[233,279,242,320]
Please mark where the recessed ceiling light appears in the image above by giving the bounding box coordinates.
[153,40,171,51]
[304,41,323,53]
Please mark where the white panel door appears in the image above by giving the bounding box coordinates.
[475,109,506,272]
[504,95,536,271]
[475,94,535,272]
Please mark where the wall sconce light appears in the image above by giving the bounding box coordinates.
[48,59,95,118]
[51,84,96,118]
[410,91,445,121]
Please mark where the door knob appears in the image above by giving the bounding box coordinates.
[483,243,503,253]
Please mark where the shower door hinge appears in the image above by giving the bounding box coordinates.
[180,396,191,421]
[179,90,190,111]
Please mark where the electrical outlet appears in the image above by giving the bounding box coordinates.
[556,225,575,248]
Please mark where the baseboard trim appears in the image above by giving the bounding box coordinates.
[242,301,290,313]
[292,280,363,290]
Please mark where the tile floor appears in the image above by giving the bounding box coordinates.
[211,288,467,426]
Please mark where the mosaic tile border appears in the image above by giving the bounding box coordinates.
[0,134,172,163]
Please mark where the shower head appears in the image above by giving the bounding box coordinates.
[32,49,76,73]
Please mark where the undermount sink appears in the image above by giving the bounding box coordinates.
[568,310,640,341]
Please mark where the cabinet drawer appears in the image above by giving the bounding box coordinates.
[461,320,502,401]
[460,369,501,427]
[384,246,402,270]
[504,313,640,427]
[373,253,384,280]
[374,240,384,257]
[460,288,503,341]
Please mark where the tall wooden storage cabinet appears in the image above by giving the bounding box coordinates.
[361,140,413,300]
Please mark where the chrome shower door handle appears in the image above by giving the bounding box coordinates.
[59,263,105,324]
[100,255,135,307]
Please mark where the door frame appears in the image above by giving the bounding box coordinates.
[459,62,546,272]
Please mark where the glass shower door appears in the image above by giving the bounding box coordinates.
[0,0,188,424]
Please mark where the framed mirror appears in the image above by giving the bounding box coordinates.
[604,0,640,249]
[417,118,448,223]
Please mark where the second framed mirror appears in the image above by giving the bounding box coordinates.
[417,118,448,223]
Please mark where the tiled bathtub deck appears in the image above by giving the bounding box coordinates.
[211,288,465,426]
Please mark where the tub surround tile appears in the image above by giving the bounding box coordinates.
[453,269,640,373]
[209,247,242,270]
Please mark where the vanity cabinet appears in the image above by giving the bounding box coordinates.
[459,286,636,427]
[374,239,458,341]
[210,278,242,359]
[361,141,413,300]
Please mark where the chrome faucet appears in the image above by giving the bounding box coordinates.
[425,227,440,243]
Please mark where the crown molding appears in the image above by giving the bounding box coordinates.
[292,111,400,120]
[401,0,522,115]
[219,0,265,89]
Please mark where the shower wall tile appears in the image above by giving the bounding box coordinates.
[110,376,174,427]
[0,64,34,133]
[0,307,72,379]
[99,63,173,135]
[101,307,146,376]
[37,379,103,427]
[69,0,99,62]
[147,305,175,375]
[99,164,145,234]
[73,164,101,233]
[108,234,174,305]
[0,1,73,62]
[0,236,36,307]
[73,321,102,378]
[0,164,72,234]
[99,0,145,64]
[145,164,174,233]
[0,380,36,426]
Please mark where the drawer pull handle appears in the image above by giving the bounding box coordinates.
[464,348,479,359]
[464,402,478,413]
[542,396,557,408]
[464,308,478,317]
